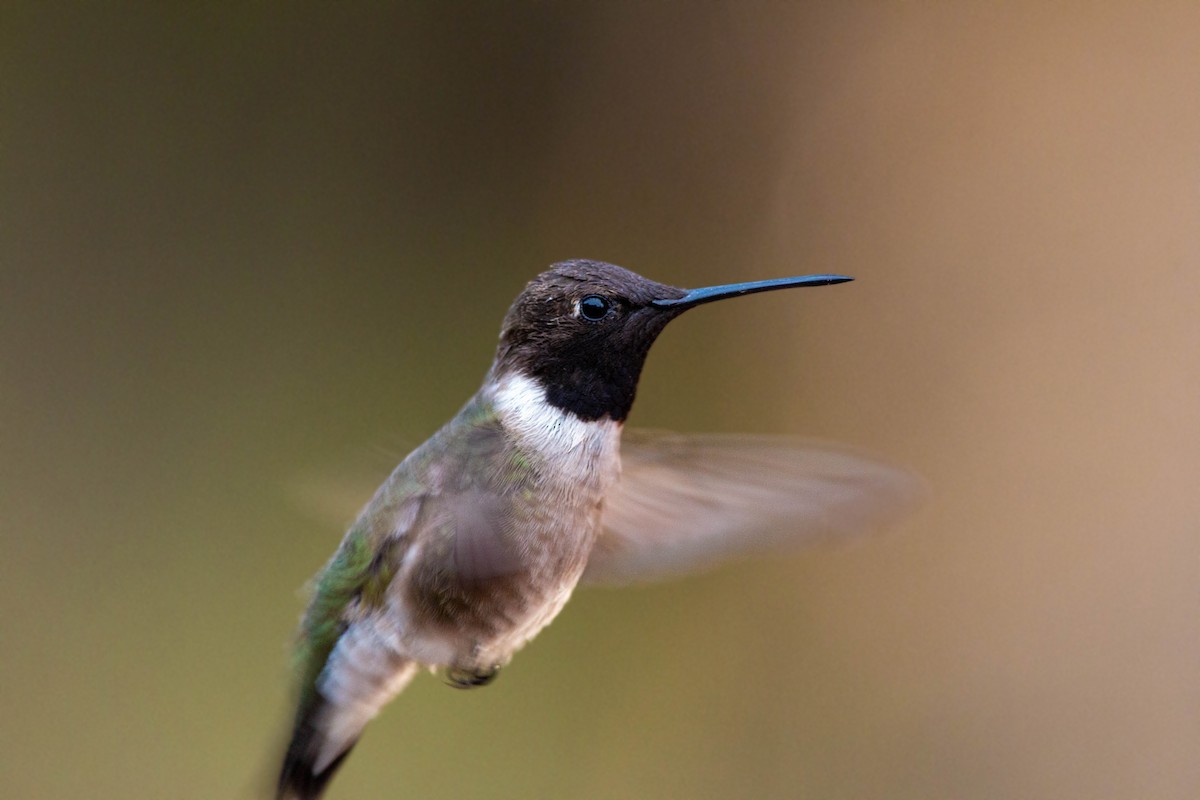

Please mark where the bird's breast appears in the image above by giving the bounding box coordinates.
[398,390,622,660]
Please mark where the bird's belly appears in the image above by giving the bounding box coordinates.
[391,524,594,670]
[469,574,578,668]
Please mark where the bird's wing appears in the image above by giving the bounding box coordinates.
[582,429,926,585]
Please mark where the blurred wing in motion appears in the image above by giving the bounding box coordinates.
[583,429,926,585]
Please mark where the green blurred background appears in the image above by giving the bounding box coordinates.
[4,4,1198,798]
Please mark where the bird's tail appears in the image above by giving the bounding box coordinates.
[276,646,418,800]
[276,698,356,800]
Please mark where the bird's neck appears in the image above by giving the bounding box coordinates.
[485,371,623,490]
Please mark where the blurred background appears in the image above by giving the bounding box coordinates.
[3,3,1198,798]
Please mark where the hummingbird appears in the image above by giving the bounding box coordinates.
[276,259,920,799]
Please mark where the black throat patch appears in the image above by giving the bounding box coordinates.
[535,355,644,422]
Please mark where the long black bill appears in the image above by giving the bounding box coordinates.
[651,274,852,309]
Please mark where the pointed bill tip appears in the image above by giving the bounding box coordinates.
[652,274,854,309]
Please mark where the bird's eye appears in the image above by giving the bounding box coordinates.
[578,294,612,321]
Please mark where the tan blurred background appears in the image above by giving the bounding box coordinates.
[3,4,1198,799]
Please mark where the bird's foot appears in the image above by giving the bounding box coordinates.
[444,664,500,689]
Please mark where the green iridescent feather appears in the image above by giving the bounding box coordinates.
[291,524,377,706]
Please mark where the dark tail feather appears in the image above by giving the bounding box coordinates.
[276,696,356,800]
[276,634,417,798]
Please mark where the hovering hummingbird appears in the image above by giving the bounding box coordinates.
[276,259,920,799]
